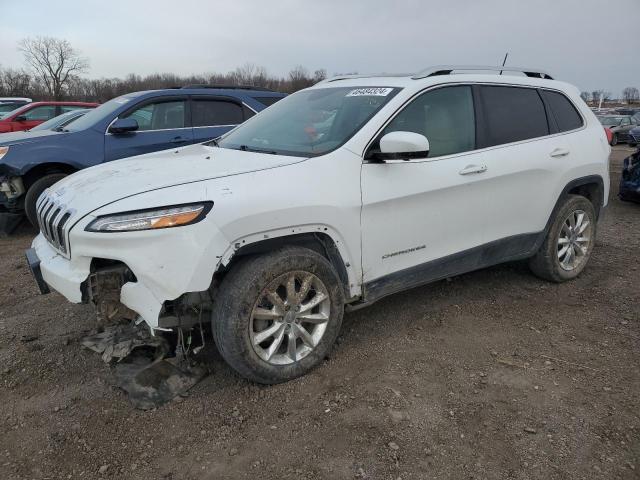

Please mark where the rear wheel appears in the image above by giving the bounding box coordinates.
[24,173,67,229]
[611,133,618,146]
[529,195,596,282]
[212,246,344,384]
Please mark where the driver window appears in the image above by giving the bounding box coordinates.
[382,86,475,158]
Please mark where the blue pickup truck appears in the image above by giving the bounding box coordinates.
[0,86,285,228]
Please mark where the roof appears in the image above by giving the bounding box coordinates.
[312,65,569,94]
[20,101,99,106]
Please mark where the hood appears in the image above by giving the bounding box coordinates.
[46,143,304,216]
[0,128,67,146]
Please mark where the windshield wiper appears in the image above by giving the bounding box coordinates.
[205,138,219,147]
[238,144,278,155]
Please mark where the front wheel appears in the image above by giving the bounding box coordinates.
[529,194,597,282]
[24,173,67,229]
[212,246,345,384]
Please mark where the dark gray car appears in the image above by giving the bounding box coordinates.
[598,115,639,145]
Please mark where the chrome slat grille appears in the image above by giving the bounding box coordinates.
[36,192,71,255]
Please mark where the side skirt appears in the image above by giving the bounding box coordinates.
[351,232,542,310]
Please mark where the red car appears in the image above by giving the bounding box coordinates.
[0,101,99,133]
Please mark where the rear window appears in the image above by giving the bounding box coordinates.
[479,86,549,147]
[541,90,583,132]
[192,99,244,127]
[253,96,284,107]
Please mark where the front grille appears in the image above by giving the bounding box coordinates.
[36,193,72,256]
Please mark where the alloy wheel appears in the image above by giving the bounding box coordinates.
[557,209,592,271]
[249,271,331,365]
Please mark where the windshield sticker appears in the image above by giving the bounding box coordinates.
[346,87,393,97]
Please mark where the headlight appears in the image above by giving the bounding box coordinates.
[85,202,213,232]
[0,146,9,160]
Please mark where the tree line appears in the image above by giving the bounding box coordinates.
[2,36,638,105]
[580,87,639,105]
[0,37,327,103]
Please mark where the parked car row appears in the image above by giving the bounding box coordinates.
[0,101,98,133]
[0,86,285,226]
[22,65,611,384]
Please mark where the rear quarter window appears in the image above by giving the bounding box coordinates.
[541,90,583,132]
[479,85,549,147]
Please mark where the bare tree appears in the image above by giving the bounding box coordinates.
[0,68,32,96]
[19,36,89,100]
[288,65,314,92]
[580,91,590,103]
[313,69,327,83]
[622,87,640,105]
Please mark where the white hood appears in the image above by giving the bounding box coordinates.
[46,143,303,216]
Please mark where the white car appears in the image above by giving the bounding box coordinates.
[27,66,610,383]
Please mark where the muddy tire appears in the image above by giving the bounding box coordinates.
[24,174,67,229]
[211,246,345,384]
[529,194,597,282]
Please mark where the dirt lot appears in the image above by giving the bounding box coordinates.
[1,147,639,480]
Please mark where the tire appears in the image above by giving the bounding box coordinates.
[24,173,67,229]
[529,194,597,282]
[611,133,618,146]
[211,246,345,384]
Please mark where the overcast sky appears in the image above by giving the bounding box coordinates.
[1,0,638,96]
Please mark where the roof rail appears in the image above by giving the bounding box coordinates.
[320,73,411,84]
[180,84,275,92]
[412,65,554,80]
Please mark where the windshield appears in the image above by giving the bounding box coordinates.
[30,110,88,131]
[64,95,136,131]
[0,103,26,114]
[599,116,623,126]
[0,106,25,120]
[217,86,401,157]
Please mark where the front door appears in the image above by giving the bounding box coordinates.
[104,97,193,161]
[361,85,490,293]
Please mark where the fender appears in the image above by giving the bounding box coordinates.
[217,224,362,300]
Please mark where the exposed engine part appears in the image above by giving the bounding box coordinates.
[0,176,25,200]
[87,265,138,326]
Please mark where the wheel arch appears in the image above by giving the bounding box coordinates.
[563,175,605,219]
[22,162,78,189]
[217,227,361,301]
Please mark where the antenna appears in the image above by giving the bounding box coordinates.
[500,52,509,75]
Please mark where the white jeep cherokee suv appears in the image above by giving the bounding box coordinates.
[27,66,610,384]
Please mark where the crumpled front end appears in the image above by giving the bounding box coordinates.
[30,181,232,330]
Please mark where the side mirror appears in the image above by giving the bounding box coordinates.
[374,131,430,161]
[109,117,139,134]
[14,115,27,122]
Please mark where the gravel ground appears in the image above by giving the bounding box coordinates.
[1,147,638,480]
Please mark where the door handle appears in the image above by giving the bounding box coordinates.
[550,147,570,158]
[459,164,487,175]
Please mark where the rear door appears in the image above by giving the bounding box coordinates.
[474,85,576,245]
[104,96,193,161]
[190,96,253,143]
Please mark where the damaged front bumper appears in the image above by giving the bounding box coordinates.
[28,217,230,329]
